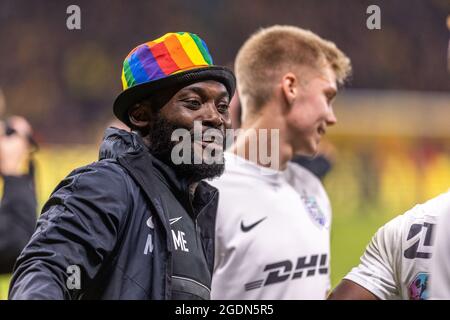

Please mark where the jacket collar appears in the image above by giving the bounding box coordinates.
[99,127,218,218]
[100,127,218,272]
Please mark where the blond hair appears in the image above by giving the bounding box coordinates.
[235,25,352,112]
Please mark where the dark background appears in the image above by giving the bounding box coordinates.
[0,0,449,143]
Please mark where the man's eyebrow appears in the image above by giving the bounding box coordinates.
[181,86,229,100]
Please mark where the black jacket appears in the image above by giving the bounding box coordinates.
[0,175,37,274]
[9,128,218,299]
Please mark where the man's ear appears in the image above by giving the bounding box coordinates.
[128,103,151,134]
[281,72,298,107]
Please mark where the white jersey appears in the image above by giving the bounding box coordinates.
[210,152,332,300]
[430,197,450,299]
[345,191,450,300]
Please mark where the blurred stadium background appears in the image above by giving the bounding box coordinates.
[0,0,449,299]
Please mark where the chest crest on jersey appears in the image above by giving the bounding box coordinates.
[300,191,327,228]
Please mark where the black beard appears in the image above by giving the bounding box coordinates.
[147,115,225,183]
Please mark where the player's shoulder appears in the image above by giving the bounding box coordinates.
[379,191,450,241]
[399,191,450,225]
[416,191,450,219]
[211,152,269,187]
[286,161,328,197]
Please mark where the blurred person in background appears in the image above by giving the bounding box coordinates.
[329,190,450,300]
[9,32,235,300]
[210,25,351,299]
[0,115,37,274]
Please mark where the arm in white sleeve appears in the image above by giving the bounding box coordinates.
[344,216,402,300]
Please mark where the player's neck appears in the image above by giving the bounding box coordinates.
[231,104,292,171]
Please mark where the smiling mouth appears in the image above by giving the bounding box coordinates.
[193,135,224,148]
[200,131,224,146]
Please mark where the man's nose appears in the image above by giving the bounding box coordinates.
[326,107,337,126]
[202,103,223,128]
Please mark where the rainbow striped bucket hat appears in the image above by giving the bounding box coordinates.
[113,32,235,125]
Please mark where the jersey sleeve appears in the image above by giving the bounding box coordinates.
[344,215,403,300]
[430,203,450,299]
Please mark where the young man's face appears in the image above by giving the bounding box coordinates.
[147,80,232,181]
[286,66,338,156]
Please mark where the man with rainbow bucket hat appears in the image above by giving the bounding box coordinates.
[9,32,235,300]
